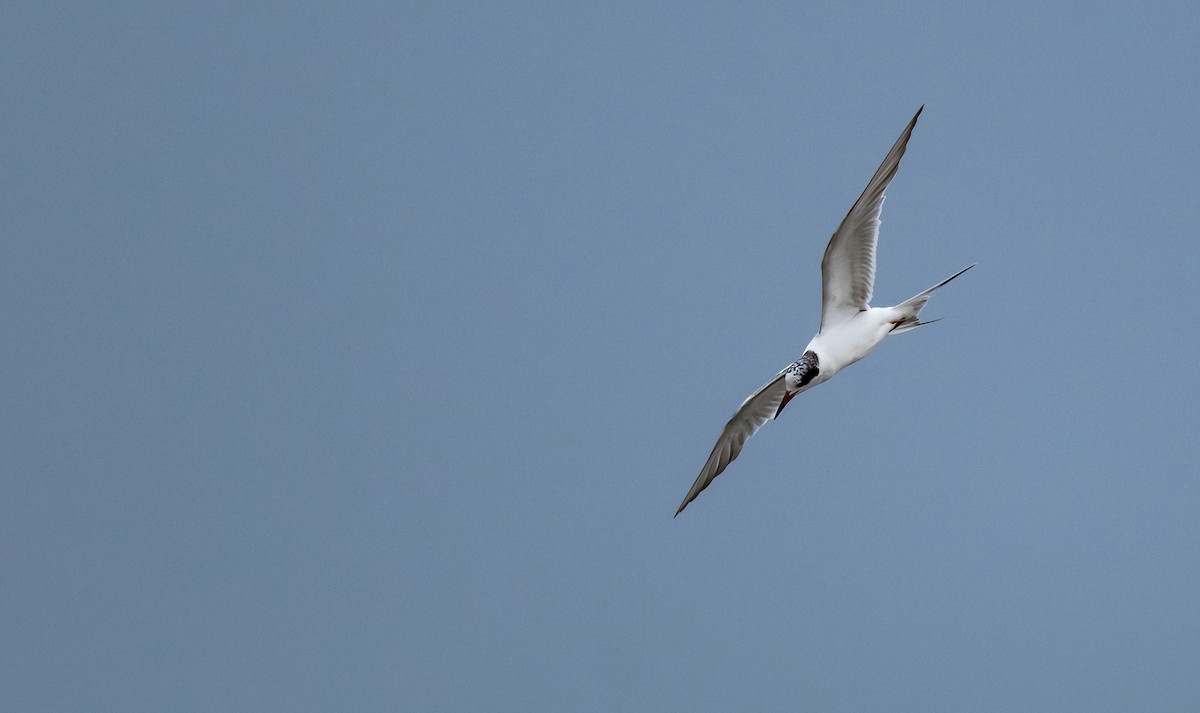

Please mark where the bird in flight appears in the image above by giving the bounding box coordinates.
[675,106,973,517]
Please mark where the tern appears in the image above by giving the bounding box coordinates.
[675,106,973,517]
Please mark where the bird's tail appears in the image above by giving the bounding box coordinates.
[889,263,975,334]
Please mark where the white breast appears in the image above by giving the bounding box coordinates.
[806,308,898,377]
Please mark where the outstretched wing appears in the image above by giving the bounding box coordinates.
[819,106,923,331]
[675,373,788,517]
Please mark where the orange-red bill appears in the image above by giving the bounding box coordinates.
[775,390,798,419]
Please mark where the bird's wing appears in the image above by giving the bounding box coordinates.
[675,372,789,516]
[819,106,923,332]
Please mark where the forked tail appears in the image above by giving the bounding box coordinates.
[890,263,975,334]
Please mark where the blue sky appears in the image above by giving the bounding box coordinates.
[4,2,1200,711]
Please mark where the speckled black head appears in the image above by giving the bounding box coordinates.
[776,350,819,418]
[790,350,819,388]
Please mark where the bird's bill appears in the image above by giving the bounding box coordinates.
[774,390,798,419]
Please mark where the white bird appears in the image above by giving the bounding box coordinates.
[676,106,973,517]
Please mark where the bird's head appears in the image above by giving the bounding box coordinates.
[784,350,820,391]
[777,350,820,417]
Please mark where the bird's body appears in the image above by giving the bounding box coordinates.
[675,106,974,517]
[807,307,897,379]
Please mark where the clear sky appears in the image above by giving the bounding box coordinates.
[4,2,1200,711]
